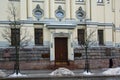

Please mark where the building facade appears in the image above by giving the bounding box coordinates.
[0,0,120,69]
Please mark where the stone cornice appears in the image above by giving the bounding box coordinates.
[77,21,113,26]
[0,20,114,27]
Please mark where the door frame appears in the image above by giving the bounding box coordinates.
[49,32,74,62]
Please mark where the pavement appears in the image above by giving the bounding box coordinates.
[3,68,108,77]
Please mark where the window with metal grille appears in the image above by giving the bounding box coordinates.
[34,28,43,45]
[98,30,104,45]
[78,29,85,45]
[11,28,20,46]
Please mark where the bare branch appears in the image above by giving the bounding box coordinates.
[87,30,96,41]
[86,29,96,46]
[20,28,32,48]
[78,29,96,48]
[7,2,17,22]
[1,3,32,48]
[1,27,11,43]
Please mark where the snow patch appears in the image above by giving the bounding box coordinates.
[83,71,93,75]
[8,73,27,77]
[49,67,75,76]
[103,67,120,75]
[0,70,6,77]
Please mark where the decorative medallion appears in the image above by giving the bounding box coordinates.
[55,5,65,21]
[76,7,86,20]
[33,4,44,21]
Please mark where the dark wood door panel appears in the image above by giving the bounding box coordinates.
[55,37,68,62]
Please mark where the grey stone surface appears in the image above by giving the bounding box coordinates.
[0,70,6,77]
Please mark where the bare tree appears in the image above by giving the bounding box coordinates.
[2,27,32,48]
[1,2,32,74]
[1,28,11,44]
[79,28,96,73]
[1,3,32,48]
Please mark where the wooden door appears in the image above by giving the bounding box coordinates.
[55,37,68,65]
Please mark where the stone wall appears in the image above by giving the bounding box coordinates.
[74,59,109,69]
[0,47,120,70]
[0,60,50,70]
[0,58,120,70]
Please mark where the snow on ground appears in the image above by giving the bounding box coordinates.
[49,67,75,76]
[83,71,93,75]
[8,73,27,77]
[0,70,6,77]
[103,67,120,75]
